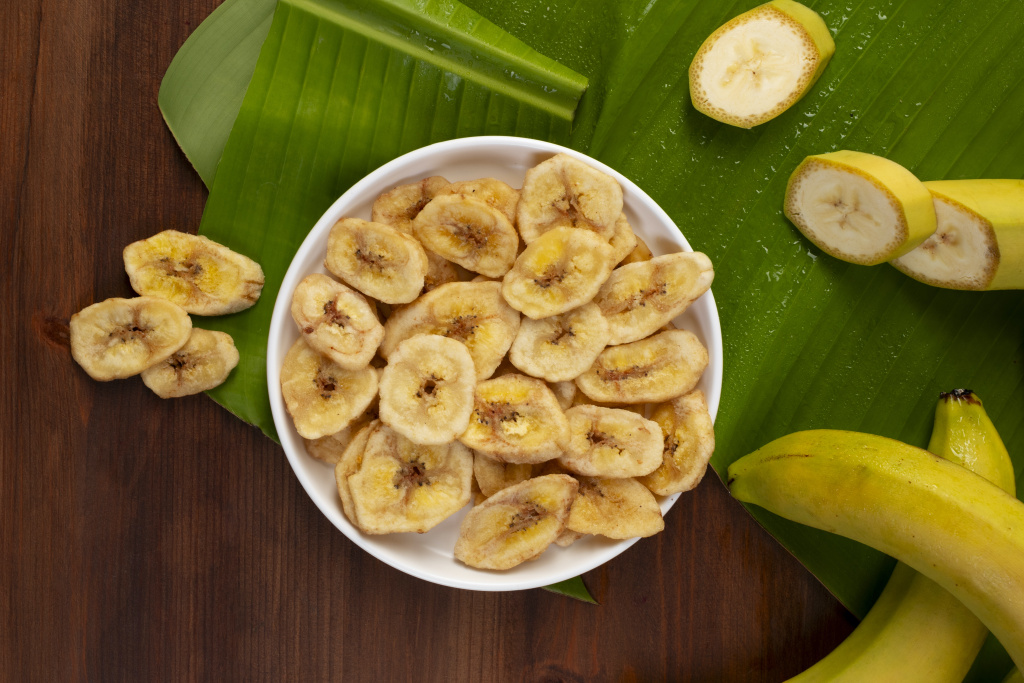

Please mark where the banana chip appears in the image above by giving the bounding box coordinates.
[473,451,534,498]
[371,176,451,233]
[638,390,715,496]
[325,218,429,304]
[305,398,379,464]
[620,235,654,265]
[609,214,639,264]
[508,302,610,382]
[291,273,383,370]
[566,477,664,539]
[517,154,623,243]
[413,195,519,277]
[141,328,239,398]
[558,405,663,478]
[437,178,519,223]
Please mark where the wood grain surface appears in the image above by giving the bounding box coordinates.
[1,0,856,679]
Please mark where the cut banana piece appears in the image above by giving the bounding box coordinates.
[596,252,715,345]
[140,328,238,398]
[70,296,192,381]
[549,381,577,411]
[378,334,476,445]
[576,329,709,404]
[335,421,376,523]
[381,281,520,380]
[290,273,383,370]
[473,451,534,498]
[638,391,715,496]
[459,374,571,464]
[279,338,379,440]
[688,0,834,129]
[508,302,610,382]
[422,251,461,294]
[123,230,265,315]
[454,474,578,570]
[558,405,663,478]
[609,214,639,265]
[892,180,1024,290]
[412,195,519,278]
[620,235,653,266]
[305,398,378,464]
[371,176,450,233]
[566,477,664,539]
[502,226,616,320]
[554,529,585,548]
[785,150,937,265]
[341,421,473,534]
[570,392,647,416]
[517,154,623,243]
[437,178,520,223]
[325,218,429,304]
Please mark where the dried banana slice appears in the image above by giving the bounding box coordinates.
[140,328,239,398]
[454,474,579,569]
[638,390,715,496]
[459,374,570,464]
[554,529,585,547]
[620,235,654,265]
[280,338,379,440]
[473,451,534,498]
[412,195,518,277]
[569,392,645,415]
[371,176,450,233]
[305,398,378,464]
[378,334,476,445]
[290,273,383,370]
[507,302,610,382]
[340,421,473,534]
[558,405,663,478]
[325,218,428,304]
[566,477,664,539]
[423,251,460,293]
[335,421,376,522]
[501,226,616,320]
[575,329,708,404]
[517,154,624,244]
[549,381,577,411]
[70,296,192,381]
[381,281,520,380]
[596,252,715,345]
[123,230,264,315]
[437,178,520,223]
[609,214,639,264]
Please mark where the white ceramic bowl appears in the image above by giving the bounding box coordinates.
[268,136,723,591]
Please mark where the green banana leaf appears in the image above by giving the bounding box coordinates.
[543,577,598,604]
[160,0,1024,678]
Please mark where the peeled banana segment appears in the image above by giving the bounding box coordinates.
[892,179,1024,291]
[290,273,384,370]
[517,154,623,244]
[378,334,476,445]
[508,302,611,382]
[688,0,835,129]
[502,226,617,320]
[371,176,450,233]
[70,296,192,381]
[412,195,519,278]
[596,252,715,346]
[141,328,239,398]
[459,374,570,464]
[638,391,715,496]
[576,329,709,404]
[437,178,520,224]
[454,473,579,570]
[473,451,534,498]
[566,477,665,539]
[559,405,664,478]
[339,421,473,534]
[608,214,639,264]
[325,218,429,304]
[785,150,936,265]
[123,230,265,316]
[279,337,379,440]
[381,281,520,380]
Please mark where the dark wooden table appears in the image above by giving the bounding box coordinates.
[1,0,857,679]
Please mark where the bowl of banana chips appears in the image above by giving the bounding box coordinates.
[268,136,722,590]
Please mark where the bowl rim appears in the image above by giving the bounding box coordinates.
[267,135,724,591]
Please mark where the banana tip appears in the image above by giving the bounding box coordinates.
[939,388,980,404]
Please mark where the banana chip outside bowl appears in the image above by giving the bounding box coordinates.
[267,136,723,591]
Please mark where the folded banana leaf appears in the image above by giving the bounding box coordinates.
[160,0,1024,678]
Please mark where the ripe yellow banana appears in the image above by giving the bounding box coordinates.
[727,430,1024,670]
[788,390,1016,682]
[1005,668,1023,683]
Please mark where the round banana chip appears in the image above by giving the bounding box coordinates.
[371,176,451,233]
[575,329,709,404]
[123,230,265,316]
[70,296,192,381]
[595,251,715,345]
[380,281,520,380]
[291,273,384,370]
[422,251,461,294]
[517,153,623,244]
[141,328,239,398]
[473,451,534,498]
[558,405,663,478]
[340,421,473,534]
[325,218,429,304]
[459,374,570,464]
[413,195,519,277]
[638,390,715,496]
[335,421,376,523]
[454,473,579,570]
[305,397,379,464]
[501,226,616,320]
[437,178,520,223]
[566,477,664,539]
[378,334,476,445]
[280,337,379,440]
[620,235,653,265]
[608,213,639,264]
[507,302,610,382]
